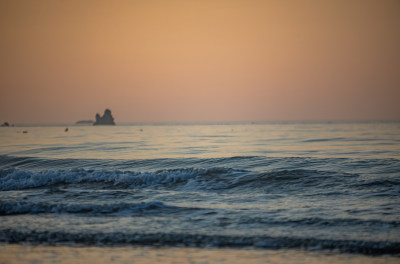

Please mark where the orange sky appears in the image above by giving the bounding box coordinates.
[1,0,399,124]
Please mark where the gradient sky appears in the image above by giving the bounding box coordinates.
[1,0,399,124]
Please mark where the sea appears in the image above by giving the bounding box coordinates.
[0,122,399,261]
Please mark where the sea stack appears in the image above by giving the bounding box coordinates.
[93,109,115,125]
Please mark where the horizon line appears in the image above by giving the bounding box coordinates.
[3,119,400,126]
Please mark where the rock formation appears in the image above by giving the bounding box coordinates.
[93,109,115,125]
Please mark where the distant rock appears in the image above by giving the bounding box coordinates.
[76,120,94,125]
[1,122,10,127]
[93,109,116,125]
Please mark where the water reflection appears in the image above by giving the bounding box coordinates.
[0,123,399,159]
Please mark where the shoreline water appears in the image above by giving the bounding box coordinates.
[1,244,399,264]
[1,123,399,262]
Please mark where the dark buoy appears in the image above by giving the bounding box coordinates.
[65,128,69,132]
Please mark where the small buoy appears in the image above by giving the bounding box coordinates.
[140,129,143,132]
[65,128,69,132]
[22,130,28,134]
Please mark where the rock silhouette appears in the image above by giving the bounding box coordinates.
[93,109,115,125]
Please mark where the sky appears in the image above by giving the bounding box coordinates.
[0,0,399,124]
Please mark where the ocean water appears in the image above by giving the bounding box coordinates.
[0,122,399,256]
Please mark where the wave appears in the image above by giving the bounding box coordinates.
[0,167,242,191]
[1,154,398,194]
[0,200,177,215]
[0,155,264,170]
[2,198,398,230]
[1,230,399,255]
[302,137,348,143]
[1,154,399,172]
[357,178,400,188]
[237,216,400,228]
[3,165,398,193]
[0,166,362,192]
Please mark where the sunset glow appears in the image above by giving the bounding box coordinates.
[1,0,399,123]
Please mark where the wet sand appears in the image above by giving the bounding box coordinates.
[0,245,399,264]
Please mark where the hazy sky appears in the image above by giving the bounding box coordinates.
[1,0,399,124]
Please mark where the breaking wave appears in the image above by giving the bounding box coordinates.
[0,167,364,192]
[0,167,248,191]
